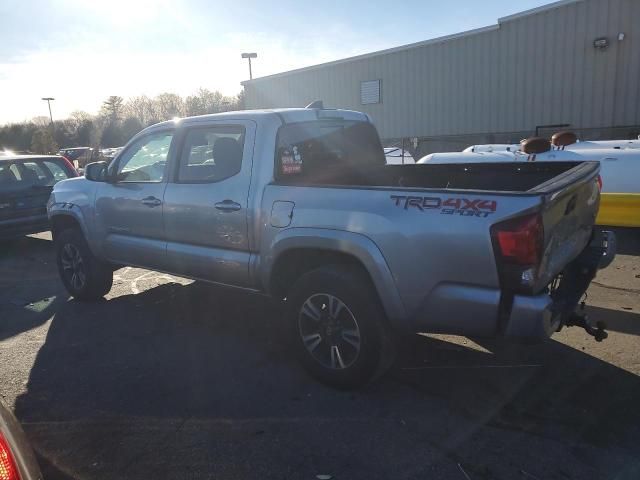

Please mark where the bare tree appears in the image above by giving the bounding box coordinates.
[183,88,240,116]
[154,93,184,120]
[124,95,158,125]
[2,87,244,151]
[31,116,51,127]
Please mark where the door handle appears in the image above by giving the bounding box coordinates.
[214,200,242,212]
[141,196,162,207]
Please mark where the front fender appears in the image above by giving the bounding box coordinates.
[263,228,406,325]
[47,203,90,241]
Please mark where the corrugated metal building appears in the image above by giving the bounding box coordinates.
[242,0,640,154]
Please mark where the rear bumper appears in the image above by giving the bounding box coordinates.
[0,215,50,239]
[503,294,555,342]
[503,229,617,342]
[411,230,616,343]
[411,285,557,342]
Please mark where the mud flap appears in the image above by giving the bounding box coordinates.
[550,230,616,341]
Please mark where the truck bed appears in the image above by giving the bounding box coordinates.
[276,160,588,193]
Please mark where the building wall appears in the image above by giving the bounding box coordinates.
[243,0,640,147]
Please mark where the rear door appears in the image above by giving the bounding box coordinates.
[163,120,255,287]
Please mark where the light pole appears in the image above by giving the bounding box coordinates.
[241,52,257,80]
[41,97,55,124]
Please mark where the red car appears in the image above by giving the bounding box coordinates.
[0,400,41,480]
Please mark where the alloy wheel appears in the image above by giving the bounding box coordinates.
[60,243,86,291]
[298,293,361,370]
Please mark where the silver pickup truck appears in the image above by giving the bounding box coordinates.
[48,105,615,388]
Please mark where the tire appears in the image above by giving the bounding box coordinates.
[56,228,113,301]
[286,265,395,389]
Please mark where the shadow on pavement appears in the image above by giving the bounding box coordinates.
[601,227,640,256]
[587,305,640,336]
[13,281,640,480]
[0,235,68,341]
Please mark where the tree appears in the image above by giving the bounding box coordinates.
[185,88,219,116]
[101,96,124,120]
[101,121,125,148]
[69,110,93,124]
[31,128,58,154]
[52,120,74,148]
[154,93,184,120]
[121,117,144,143]
[1,87,244,151]
[75,119,95,146]
[31,116,51,127]
[124,95,158,126]
[234,89,245,110]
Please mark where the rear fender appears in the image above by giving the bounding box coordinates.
[264,228,406,325]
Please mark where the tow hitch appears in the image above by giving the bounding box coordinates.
[565,310,608,342]
[551,230,616,341]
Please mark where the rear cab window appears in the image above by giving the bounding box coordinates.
[274,120,385,183]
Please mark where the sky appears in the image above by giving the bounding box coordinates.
[0,0,554,124]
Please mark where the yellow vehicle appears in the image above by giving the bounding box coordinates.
[597,193,640,227]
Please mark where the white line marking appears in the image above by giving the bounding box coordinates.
[402,364,542,371]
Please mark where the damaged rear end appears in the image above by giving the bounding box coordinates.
[491,161,616,342]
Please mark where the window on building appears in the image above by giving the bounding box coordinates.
[360,79,381,105]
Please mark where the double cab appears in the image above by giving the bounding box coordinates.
[48,106,614,388]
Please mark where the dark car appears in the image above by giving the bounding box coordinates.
[0,155,77,239]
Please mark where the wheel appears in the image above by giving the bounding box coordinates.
[56,228,113,301]
[286,265,395,389]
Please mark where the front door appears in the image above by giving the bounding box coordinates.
[95,130,174,270]
[163,121,255,287]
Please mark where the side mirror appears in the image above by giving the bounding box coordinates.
[84,161,109,182]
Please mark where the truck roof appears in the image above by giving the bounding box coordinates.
[144,108,371,134]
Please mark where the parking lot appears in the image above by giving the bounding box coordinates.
[0,230,639,480]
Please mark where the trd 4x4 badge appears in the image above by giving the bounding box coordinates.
[390,195,497,217]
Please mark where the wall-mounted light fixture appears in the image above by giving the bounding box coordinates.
[593,37,609,49]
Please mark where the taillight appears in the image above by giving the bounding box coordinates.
[495,214,543,265]
[0,432,20,480]
[596,175,602,191]
[491,213,544,293]
[60,156,79,177]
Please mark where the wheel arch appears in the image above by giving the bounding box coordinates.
[264,228,405,323]
[49,211,86,241]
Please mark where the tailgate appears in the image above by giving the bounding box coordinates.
[531,162,601,290]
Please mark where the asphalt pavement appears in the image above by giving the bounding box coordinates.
[1,230,639,480]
